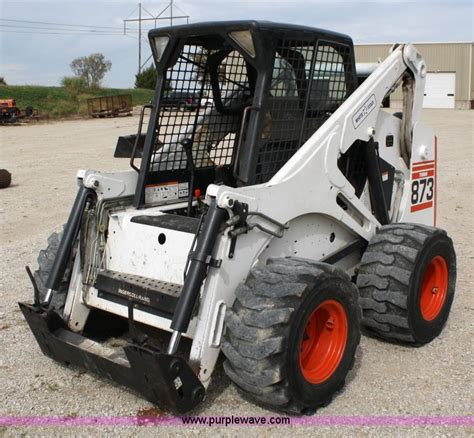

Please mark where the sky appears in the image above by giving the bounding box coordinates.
[1,0,473,88]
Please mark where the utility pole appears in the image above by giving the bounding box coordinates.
[138,3,142,74]
[123,1,190,74]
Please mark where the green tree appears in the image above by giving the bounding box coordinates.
[61,76,87,99]
[135,64,157,89]
[70,53,111,88]
[0,77,6,86]
[135,64,173,92]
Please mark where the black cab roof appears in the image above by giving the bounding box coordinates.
[148,20,352,45]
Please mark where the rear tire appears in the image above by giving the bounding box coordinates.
[357,223,456,345]
[34,229,73,312]
[222,258,361,414]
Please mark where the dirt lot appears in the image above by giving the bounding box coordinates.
[0,110,473,437]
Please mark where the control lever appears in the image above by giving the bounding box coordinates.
[227,209,289,239]
[130,104,152,172]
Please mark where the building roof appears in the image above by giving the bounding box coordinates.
[355,41,473,46]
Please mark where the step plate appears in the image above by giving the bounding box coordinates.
[95,270,182,318]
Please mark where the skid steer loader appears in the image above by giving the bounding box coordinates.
[20,21,456,414]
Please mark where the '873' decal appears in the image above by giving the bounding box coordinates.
[410,160,435,212]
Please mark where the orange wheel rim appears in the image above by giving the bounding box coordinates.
[299,299,348,384]
[420,255,448,321]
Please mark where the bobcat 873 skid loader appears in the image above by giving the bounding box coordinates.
[20,21,456,414]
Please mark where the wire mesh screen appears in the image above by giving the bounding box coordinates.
[301,41,356,144]
[149,43,251,173]
[255,38,355,184]
[256,38,313,183]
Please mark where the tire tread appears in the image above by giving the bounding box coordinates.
[357,223,453,344]
[223,257,361,414]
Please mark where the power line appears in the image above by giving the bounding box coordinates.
[173,3,189,16]
[0,30,130,36]
[123,1,190,73]
[0,18,158,35]
[0,24,128,34]
[141,5,157,19]
[0,18,126,31]
[124,5,140,20]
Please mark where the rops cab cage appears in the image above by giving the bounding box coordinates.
[134,21,357,208]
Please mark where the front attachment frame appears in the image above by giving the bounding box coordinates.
[19,302,205,413]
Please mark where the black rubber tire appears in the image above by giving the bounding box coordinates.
[222,258,361,414]
[357,223,456,345]
[0,169,12,189]
[33,229,73,312]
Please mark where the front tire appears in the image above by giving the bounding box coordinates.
[222,258,361,414]
[34,230,73,312]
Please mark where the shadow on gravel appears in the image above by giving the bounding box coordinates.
[344,343,364,386]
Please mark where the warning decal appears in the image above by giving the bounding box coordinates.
[145,181,189,204]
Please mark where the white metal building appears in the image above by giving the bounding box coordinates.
[355,42,474,109]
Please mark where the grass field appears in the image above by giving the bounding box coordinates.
[0,85,154,119]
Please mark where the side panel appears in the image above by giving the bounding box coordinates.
[258,213,359,272]
[399,122,436,225]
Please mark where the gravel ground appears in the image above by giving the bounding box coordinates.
[0,110,472,437]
